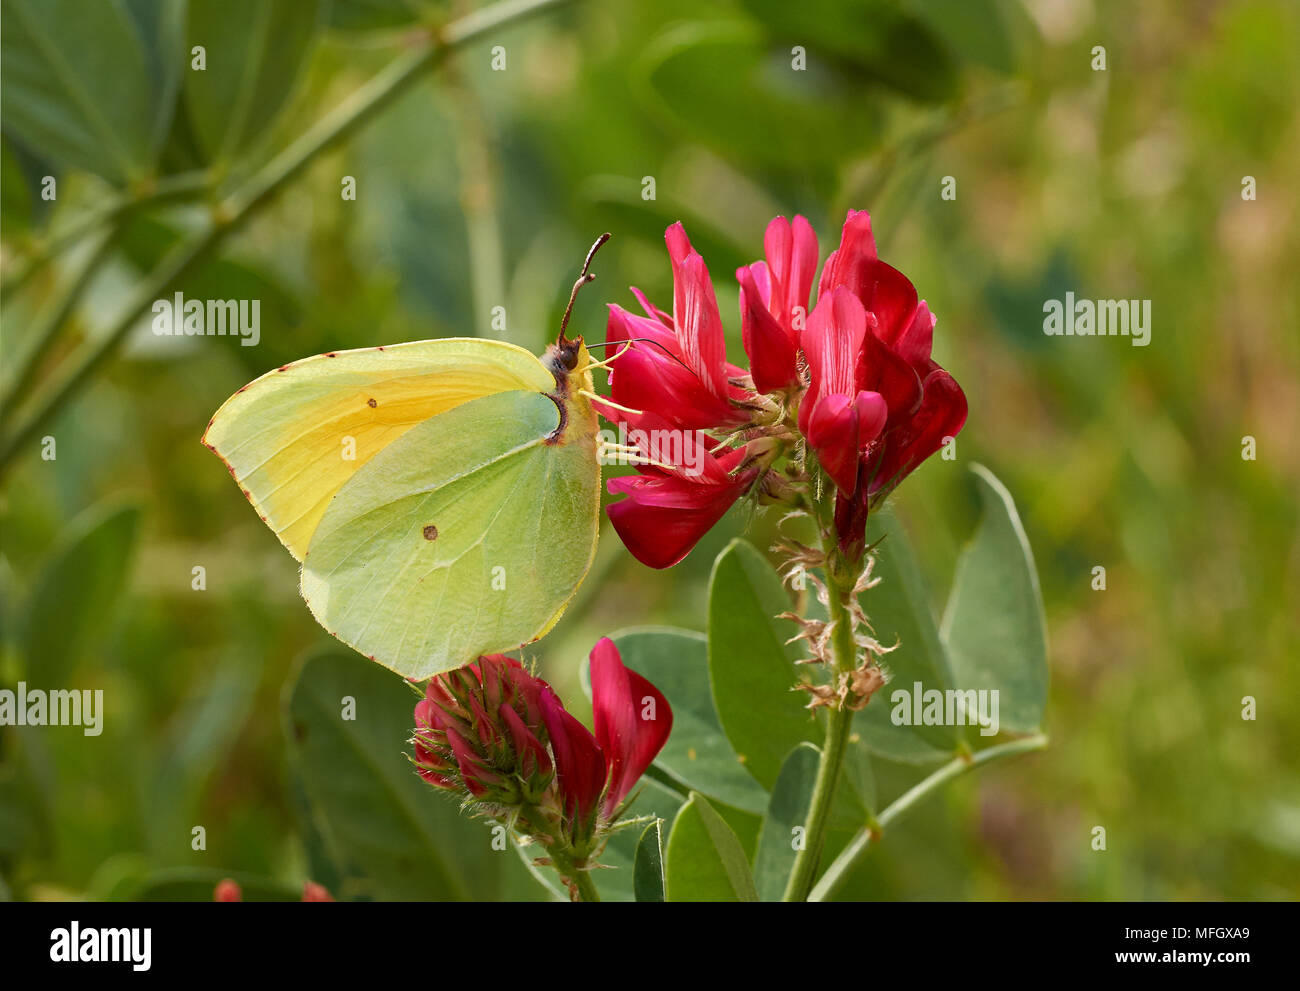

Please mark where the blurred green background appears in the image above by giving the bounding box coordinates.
[1,0,1297,901]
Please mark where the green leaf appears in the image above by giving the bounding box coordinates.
[596,627,768,814]
[565,777,683,903]
[854,508,958,761]
[664,792,759,902]
[708,539,818,790]
[283,647,497,900]
[328,0,433,32]
[753,742,818,901]
[911,0,1028,75]
[18,500,141,686]
[637,22,885,172]
[185,0,322,163]
[0,0,156,183]
[737,0,959,102]
[942,464,1049,733]
[633,820,666,903]
[123,0,188,153]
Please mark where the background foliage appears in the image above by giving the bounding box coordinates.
[1,0,1297,901]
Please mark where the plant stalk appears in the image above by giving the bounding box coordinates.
[782,499,860,901]
[808,733,1049,901]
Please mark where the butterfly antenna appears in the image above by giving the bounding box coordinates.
[558,232,612,346]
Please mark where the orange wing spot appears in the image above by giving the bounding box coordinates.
[277,364,290,372]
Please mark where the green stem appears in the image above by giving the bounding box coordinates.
[573,867,601,903]
[0,170,211,305]
[0,0,576,480]
[1,223,129,419]
[808,733,1050,902]
[782,503,860,902]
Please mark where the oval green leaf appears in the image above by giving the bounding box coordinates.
[941,464,1049,734]
[664,792,759,902]
[185,0,322,163]
[1,0,156,183]
[708,539,818,791]
[633,820,666,903]
[18,500,141,686]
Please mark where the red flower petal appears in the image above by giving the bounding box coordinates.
[666,223,729,400]
[738,264,799,392]
[589,637,673,817]
[798,287,868,438]
[540,688,606,826]
[869,368,967,496]
[817,209,878,301]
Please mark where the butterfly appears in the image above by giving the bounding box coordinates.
[203,236,619,680]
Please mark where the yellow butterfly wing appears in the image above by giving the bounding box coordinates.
[202,338,554,561]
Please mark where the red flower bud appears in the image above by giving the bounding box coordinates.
[213,879,242,902]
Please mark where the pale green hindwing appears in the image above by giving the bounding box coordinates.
[300,388,600,680]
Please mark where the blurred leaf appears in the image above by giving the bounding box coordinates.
[842,736,877,816]
[638,22,885,172]
[283,647,497,900]
[737,0,958,101]
[0,0,156,183]
[0,769,40,858]
[910,0,1023,75]
[125,868,300,901]
[184,0,322,163]
[854,508,958,761]
[578,176,752,276]
[708,538,816,790]
[753,741,817,901]
[664,791,758,902]
[598,627,768,814]
[122,0,188,152]
[633,820,666,903]
[18,500,142,686]
[147,655,258,854]
[0,140,33,234]
[328,0,435,32]
[941,464,1049,733]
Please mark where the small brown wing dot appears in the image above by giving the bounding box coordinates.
[422,524,438,541]
[367,398,377,408]
[325,352,337,358]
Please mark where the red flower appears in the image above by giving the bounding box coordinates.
[808,211,967,551]
[213,879,242,902]
[737,214,819,392]
[796,287,890,494]
[414,654,554,804]
[605,413,758,569]
[603,223,753,432]
[600,210,964,567]
[413,645,672,845]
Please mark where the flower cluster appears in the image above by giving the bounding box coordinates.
[412,639,672,892]
[599,210,967,566]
